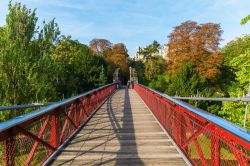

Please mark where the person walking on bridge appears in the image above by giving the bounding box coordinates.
[127,80,130,89]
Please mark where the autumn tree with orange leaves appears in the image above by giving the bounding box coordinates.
[106,43,129,83]
[89,38,112,56]
[167,21,223,82]
[89,39,129,83]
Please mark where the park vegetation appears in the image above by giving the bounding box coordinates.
[133,21,250,129]
[0,1,249,129]
[0,2,129,120]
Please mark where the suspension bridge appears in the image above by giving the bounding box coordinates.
[0,82,249,165]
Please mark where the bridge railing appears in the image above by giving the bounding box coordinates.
[0,83,116,166]
[134,84,250,166]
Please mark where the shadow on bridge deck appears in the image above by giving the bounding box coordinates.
[100,88,143,165]
[49,89,188,165]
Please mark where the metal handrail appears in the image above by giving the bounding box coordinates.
[0,83,115,133]
[172,96,250,102]
[0,103,55,111]
[138,84,250,143]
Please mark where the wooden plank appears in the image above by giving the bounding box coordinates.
[51,89,189,166]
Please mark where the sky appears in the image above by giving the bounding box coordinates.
[1,0,250,56]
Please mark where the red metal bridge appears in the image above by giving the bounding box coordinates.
[0,83,249,165]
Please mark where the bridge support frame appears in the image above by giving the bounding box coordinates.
[4,130,15,166]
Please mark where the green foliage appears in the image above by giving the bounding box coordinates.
[149,62,206,96]
[222,35,250,66]
[149,62,223,115]
[129,59,149,85]
[138,21,250,128]
[230,51,250,88]
[0,1,109,121]
[0,2,57,106]
[98,65,107,86]
[138,40,160,59]
[148,74,171,92]
[220,49,250,128]
[166,62,206,96]
[2,1,250,130]
[0,2,63,121]
[145,55,166,80]
[217,35,250,97]
[241,14,250,25]
[52,36,107,97]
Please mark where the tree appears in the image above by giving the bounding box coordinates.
[149,62,206,96]
[0,2,59,106]
[52,36,107,97]
[89,40,130,83]
[106,53,129,84]
[129,59,148,84]
[220,50,250,128]
[222,35,250,65]
[167,21,223,82]
[105,43,129,83]
[149,74,171,93]
[89,38,112,55]
[218,35,250,94]
[165,62,206,96]
[241,14,250,25]
[135,41,165,81]
[145,55,166,80]
[98,65,107,86]
[138,40,160,59]
[0,1,112,122]
[112,43,129,57]
[0,2,62,121]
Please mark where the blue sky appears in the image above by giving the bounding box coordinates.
[1,0,250,56]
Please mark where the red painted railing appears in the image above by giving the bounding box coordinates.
[134,84,250,166]
[0,84,116,166]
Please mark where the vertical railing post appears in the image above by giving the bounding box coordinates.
[176,111,181,145]
[243,102,248,128]
[211,135,220,166]
[50,113,59,149]
[180,115,187,152]
[74,103,78,126]
[86,95,91,115]
[4,130,15,166]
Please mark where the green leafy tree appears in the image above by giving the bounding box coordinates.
[241,14,250,25]
[220,50,250,128]
[98,65,107,86]
[0,2,61,121]
[138,41,166,81]
[52,36,106,97]
[149,62,221,114]
[222,35,250,65]
[129,59,148,84]
[165,62,206,96]
[149,74,171,92]
[0,2,58,106]
[138,40,160,59]
[149,62,206,96]
[145,55,166,80]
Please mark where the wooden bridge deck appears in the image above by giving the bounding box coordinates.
[50,89,189,165]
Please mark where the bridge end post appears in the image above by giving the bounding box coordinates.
[113,68,120,89]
